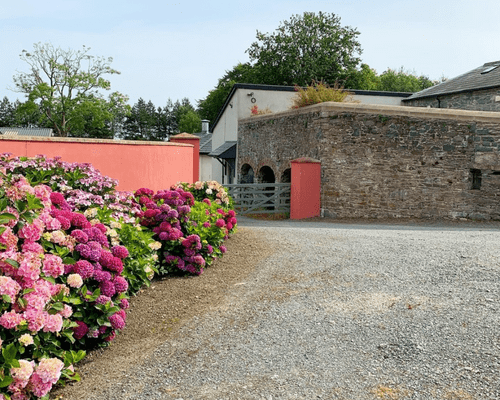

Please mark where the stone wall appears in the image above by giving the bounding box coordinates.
[238,103,500,220]
[403,87,500,112]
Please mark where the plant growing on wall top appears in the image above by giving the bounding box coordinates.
[291,81,352,109]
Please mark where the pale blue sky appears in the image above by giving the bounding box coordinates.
[1,0,499,111]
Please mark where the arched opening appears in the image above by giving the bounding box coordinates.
[258,166,275,184]
[240,164,254,183]
[281,168,291,183]
[258,166,276,210]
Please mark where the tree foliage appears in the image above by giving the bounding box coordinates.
[12,42,129,137]
[246,12,362,86]
[346,65,439,92]
[0,97,18,127]
[119,98,201,140]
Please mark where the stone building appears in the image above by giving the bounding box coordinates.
[208,83,410,184]
[403,61,500,111]
[238,102,500,220]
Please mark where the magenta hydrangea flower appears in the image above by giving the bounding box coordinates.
[216,219,225,228]
[95,295,112,305]
[99,280,116,297]
[219,245,227,254]
[71,229,89,243]
[113,276,128,293]
[93,270,112,283]
[73,320,89,339]
[70,213,91,229]
[119,298,130,309]
[109,313,125,330]
[111,245,129,259]
[56,215,71,230]
[73,260,94,279]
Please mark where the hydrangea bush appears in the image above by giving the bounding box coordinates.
[0,155,237,399]
[134,186,237,276]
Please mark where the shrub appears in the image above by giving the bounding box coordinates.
[291,81,351,108]
[0,155,237,399]
[134,185,237,276]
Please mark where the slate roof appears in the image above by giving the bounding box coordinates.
[196,133,212,154]
[0,127,53,137]
[403,61,500,101]
[209,141,237,159]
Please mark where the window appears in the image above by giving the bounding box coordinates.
[471,169,482,190]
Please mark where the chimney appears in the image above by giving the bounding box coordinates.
[201,119,209,134]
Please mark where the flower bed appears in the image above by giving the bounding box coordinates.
[0,154,237,399]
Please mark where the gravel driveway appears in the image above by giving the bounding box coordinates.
[90,218,500,400]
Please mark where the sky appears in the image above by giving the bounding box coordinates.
[1,0,500,113]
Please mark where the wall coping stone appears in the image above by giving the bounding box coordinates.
[0,136,192,147]
[239,101,500,124]
[171,133,200,140]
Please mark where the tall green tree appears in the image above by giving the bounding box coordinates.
[121,98,161,141]
[0,97,18,126]
[12,42,129,137]
[246,12,362,86]
[376,67,436,92]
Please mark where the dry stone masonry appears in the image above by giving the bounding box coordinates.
[238,103,500,220]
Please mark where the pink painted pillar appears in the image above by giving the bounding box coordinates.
[170,133,200,182]
[290,157,321,220]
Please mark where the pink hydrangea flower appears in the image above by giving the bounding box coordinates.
[58,304,73,318]
[18,219,44,242]
[23,309,45,332]
[0,226,18,251]
[10,359,34,388]
[43,313,63,333]
[0,310,23,329]
[42,254,64,278]
[0,276,21,302]
[35,358,64,384]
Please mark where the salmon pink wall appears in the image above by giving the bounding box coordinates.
[0,137,195,192]
[170,133,200,182]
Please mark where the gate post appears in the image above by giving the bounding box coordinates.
[170,133,200,182]
[290,157,321,220]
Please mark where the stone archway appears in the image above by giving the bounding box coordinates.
[240,163,255,183]
[258,166,275,184]
[281,168,291,183]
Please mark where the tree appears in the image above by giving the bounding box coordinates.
[0,97,18,126]
[344,64,380,91]
[178,109,201,133]
[121,98,161,141]
[246,12,362,86]
[12,42,128,137]
[376,67,436,92]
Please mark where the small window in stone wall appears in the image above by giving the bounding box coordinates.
[470,169,482,190]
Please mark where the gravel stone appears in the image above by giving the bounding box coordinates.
[61,217,500,399]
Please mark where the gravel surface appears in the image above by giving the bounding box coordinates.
[77,218,500,400]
